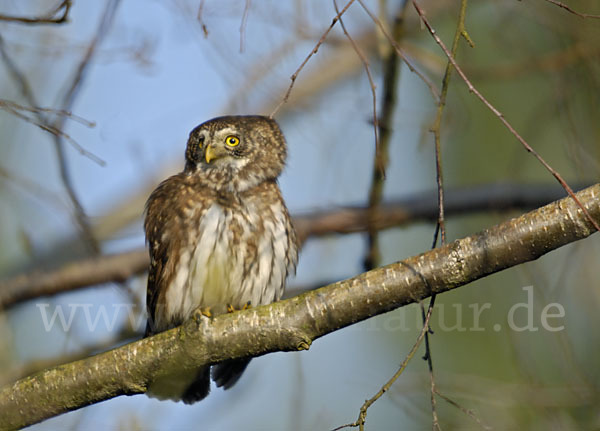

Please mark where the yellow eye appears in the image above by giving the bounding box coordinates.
[225,135,240,147]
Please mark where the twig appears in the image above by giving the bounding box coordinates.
[542,0,600,19]
[332,297,435,431]
[363,3,408,271]
[333,0,380,177]
[239,0,251,53]
[423,1,472,428]
[50,0,122,254]
[411,0,600,234]
[270,0,357,118]
[0,100,96,127]
[357,0,440,102]
[0,102,104,165]
[0,38,101,162]
[0,0,71,25]
[434,389,491,430]
[196,0,209,36]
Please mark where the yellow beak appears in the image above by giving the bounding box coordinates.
[205,146,216,164]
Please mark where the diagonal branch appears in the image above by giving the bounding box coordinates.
[0,184,598,430]
[0,182,593,310]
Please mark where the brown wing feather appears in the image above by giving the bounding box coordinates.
[145,173,189,334]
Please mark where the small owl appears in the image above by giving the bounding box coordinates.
[144,115,298,403]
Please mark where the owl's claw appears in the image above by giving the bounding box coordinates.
[192,306,212,323]
[226,301,252,313]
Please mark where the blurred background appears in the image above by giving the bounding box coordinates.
[1,0,599,429]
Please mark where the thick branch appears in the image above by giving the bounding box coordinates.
[0,182,593,310]
[0,184,598,430]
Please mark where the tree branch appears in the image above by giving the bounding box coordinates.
[0,184,598,430]
[0,182,593,310]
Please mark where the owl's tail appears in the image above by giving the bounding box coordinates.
[181,367,211,404]
[212,358,251,389]
[146,366,210,404]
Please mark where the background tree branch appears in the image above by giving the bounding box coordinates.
[0,182,591,310]
[1,183,597,431]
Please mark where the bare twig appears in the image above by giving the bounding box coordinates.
[422,1,473,428]
[434,388,491,430]
[411,0,600,234]
[49,0,122,254]
[542,0,600,19]
[0,0,71,25]
[0,39,102,165]
[333,0,380,177]
[270,0,357,118]
[0,100,102,164]
[357,0,440,102]
[334,297,435,431]
[363,4,408,271]
[0,100,95,127]
[332,296,433,431]
[239,0,251,53]
[196,0,209,36]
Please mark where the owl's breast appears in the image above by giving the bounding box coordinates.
[164,198,293,323]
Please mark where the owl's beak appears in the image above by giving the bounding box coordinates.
[205,143,229,164]
[205,146,216,164]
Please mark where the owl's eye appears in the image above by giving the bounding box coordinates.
[198,136,205,149]
[225,136,240,147]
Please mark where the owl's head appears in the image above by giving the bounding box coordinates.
[184,115,287,192]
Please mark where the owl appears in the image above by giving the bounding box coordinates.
[144,115,298,404]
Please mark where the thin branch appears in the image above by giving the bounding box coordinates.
[239,0,251,53]
[357,0,440,102]
[196,0,209,37]
[434,388,491,430]
[542,0,600,19]
[0,39,103,165]
[334,297,435,431]
[422,1,473,428]
[270,0,357,118]
[0,0,71,25]
[1,182,593,310]
[333,0,381,179]
[363,4,408,271]
[0,100,102,165]
[0,100,96,127]
[50,0,122,254]
[1,184,598,430]
[411,0,600,234]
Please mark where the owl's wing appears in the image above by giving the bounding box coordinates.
[144,180,169,336]
[143,174,189,336]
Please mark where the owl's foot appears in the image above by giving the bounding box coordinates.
[192,306,213,324]
[226,301,251,313]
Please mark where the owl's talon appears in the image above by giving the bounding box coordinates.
[226,302,251,313]
[193,307,212,323]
